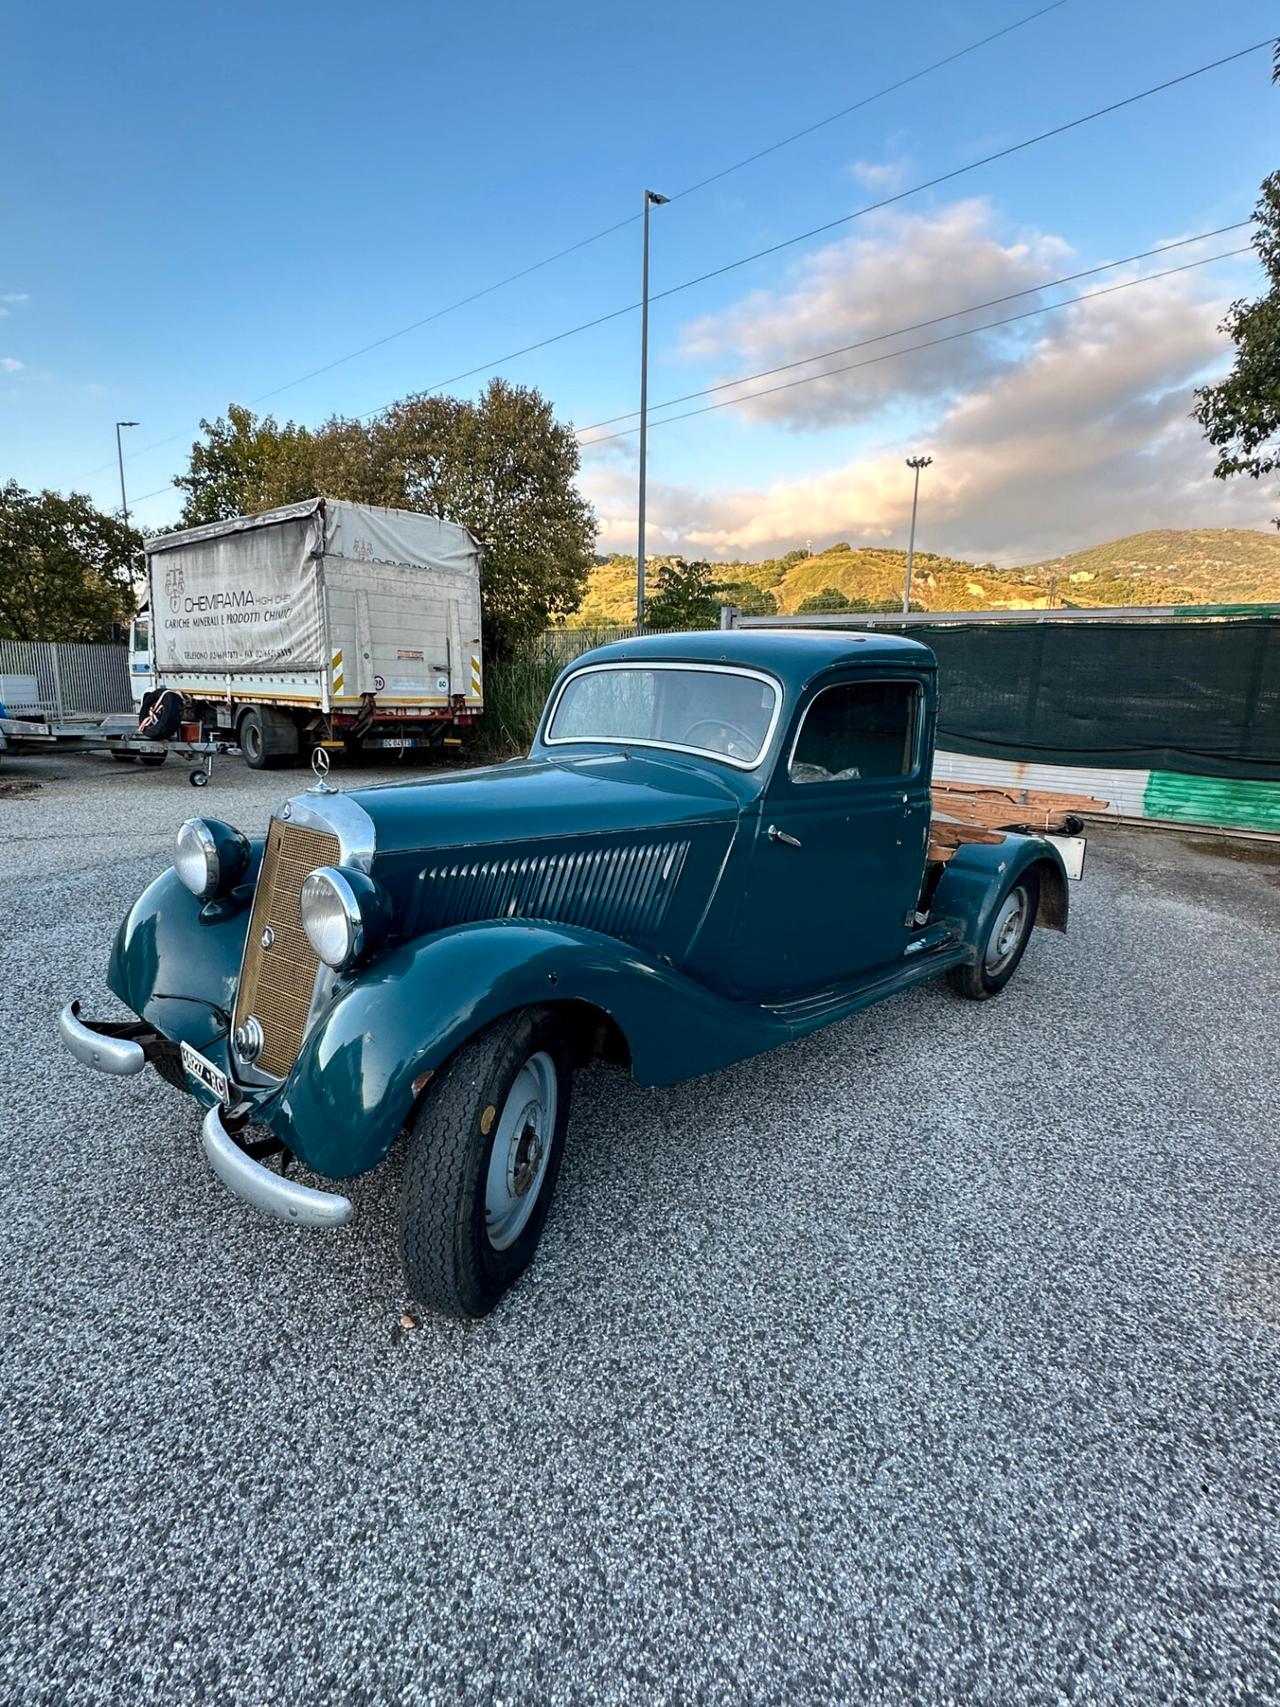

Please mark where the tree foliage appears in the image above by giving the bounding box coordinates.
[643,558,727,629]
[0,482,139,641]
[1193,55,1280,523]
[172,379,595,659]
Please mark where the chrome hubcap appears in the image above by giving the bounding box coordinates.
[985,886,1028,974]
[484,1051,557,1251]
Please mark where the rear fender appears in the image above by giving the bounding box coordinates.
[277,921,792,1178]
[930,834,1068,962]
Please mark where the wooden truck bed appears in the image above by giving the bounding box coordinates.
[928,781,1108,863]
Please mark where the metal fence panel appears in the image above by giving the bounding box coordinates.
[0,640,133,720]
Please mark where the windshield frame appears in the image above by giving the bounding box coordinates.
[541,660,785,771]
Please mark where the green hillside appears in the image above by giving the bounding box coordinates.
[564,529,1280,624]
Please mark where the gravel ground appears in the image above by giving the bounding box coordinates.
[2,750,1279,1706]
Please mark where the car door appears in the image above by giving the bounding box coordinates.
[728,672,931,997]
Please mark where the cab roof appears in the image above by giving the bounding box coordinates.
[571,626,935,690]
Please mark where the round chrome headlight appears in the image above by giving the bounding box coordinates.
[173,817,250,900]
[300,866,389,971]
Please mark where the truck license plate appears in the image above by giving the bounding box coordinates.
[180,1040,229,1103]
[371,736,417,749]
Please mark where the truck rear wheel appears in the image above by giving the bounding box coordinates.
[400,1008,571,1318]
[238,706,299,770]
[947,870,1040,1001]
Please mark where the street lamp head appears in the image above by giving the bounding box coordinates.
[905,454,933,471]
[645,190,670,206]
[117,420,139,429]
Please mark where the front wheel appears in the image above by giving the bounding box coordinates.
[947,870,1040,1001]
[400,1008,572,1318]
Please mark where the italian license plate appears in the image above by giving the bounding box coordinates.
[181,1040,229,1103]
[371,736,418,749]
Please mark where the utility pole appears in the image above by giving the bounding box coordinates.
[636,188,669,628]
[115,421,138,527]
[902,455,932,614]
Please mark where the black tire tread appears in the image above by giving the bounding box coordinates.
[400,1009,551,1319]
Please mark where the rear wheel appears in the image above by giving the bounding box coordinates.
[239,708,268,769]
[400,1008,571,1318]
[947,869,1040,1001]
[138,750,167,767]
[111,750,136,764]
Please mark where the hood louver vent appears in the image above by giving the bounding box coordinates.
[412,839,691,943]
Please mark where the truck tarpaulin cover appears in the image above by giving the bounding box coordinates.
[913,617,1279,781]
[148,507,325,673]
[145,500,482,675]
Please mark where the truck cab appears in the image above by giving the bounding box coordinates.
[128,610,154,708]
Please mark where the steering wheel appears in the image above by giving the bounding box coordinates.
[683,717,757,761]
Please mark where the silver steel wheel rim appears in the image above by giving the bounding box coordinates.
[985,886,1029,974]
[484,1050,557,1252]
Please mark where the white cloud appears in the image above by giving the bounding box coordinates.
[0,356,24,373]
[676,201,1072,429]
[580,208,1263,564]
[0,293,29,319]
[848,159,908,192]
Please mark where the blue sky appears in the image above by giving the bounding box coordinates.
[1,0,1275,563]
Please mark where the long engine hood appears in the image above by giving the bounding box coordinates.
[336,751,747,958]
[346,750,744,857]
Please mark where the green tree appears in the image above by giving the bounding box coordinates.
[172,403,317,525]
[719,579,778,617]
[796,587,852,614]
[375,379,594,657]
[1193,54,1280,523]
[0,482,139,641]
[643,559,725,629]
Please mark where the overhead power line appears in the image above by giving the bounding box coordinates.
[88,0,1072,485]
[121,38,1272,509]
[574,245,1254,446]
[574,222,1254,434]
[350,37,1272,421]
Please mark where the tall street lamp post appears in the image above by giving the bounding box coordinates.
[902,454,933,614]
[115,421,138,527]
[636,188,669,628]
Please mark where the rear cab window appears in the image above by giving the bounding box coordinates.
[789,679,919,784]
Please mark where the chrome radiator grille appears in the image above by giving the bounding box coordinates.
[412,839,691,944]
[234,818,340,1077]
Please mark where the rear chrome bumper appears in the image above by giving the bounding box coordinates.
[59,1001,147,1074]
[201,1103,354,1228]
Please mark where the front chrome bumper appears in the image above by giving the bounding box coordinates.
[59,1001,148,1074]
[201,1104,354,1228]
[61,999,354,1230]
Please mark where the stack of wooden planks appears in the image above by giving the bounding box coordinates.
[928,781,1109,863]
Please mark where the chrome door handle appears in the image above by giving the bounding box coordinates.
[767,824,803,848]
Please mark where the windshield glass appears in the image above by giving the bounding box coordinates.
[546,664,780,767]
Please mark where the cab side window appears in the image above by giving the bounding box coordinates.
[790,680,918,784]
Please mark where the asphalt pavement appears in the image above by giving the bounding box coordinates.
[2,749,1279,1705]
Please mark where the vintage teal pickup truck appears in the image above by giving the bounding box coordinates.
[62,631,1081,1316]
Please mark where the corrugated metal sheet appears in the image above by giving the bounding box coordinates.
[932,750,1147,818]
[933,749,1280,834]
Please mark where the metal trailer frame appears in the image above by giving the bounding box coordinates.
[0,713,237,788]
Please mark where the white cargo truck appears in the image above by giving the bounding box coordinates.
[132,498,484,767]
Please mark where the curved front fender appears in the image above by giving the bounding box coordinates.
[107,858,260,1056]
[278,921,794,1178]
[930,833,1068,961]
